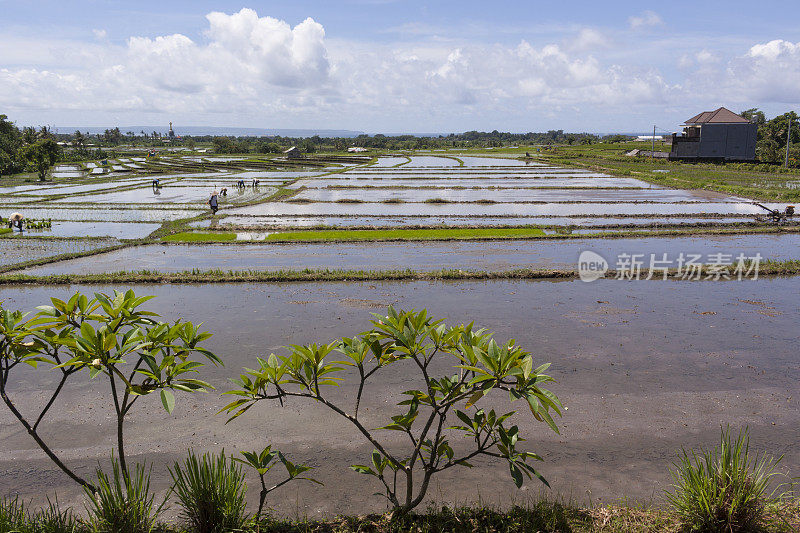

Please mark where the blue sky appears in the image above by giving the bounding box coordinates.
[1,1,799,133]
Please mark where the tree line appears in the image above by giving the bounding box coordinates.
[740,109,800,166]
[3,109,799,177]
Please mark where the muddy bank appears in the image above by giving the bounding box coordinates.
[18,233,800,275]
[0,279,797,518]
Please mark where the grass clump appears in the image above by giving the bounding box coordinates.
[667,427,785,532]
[170,450,249,533]
[84,458,165,533]
[0,496,26,531]
[2,496,79,533]
[27,499,81,533]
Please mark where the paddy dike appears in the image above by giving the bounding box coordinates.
[17,233,800,275]
[0,279,797,517]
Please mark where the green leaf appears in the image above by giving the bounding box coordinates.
[465,389,484,409]
[509,462,523,488]
[350,465,376,476]
[160,389,175,413]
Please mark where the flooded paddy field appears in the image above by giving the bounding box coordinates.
[18,233,800,275]
[229,201,785,217]
[0,237,119,267]
[57,185,276,205]
[370,156,409,167]
[458,156,535,166]
[2,206,202,222]
[3,155,776,231]
[291,187,724,203]
[297,176,653,188]
[7,179,156,197]
[402,155,461,166]
[345,169,610,177]
[0,279,797,515]
[20,221,161,239]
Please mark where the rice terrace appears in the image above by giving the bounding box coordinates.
[1,3,800,532]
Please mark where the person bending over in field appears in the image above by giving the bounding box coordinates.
[208,191,219,214]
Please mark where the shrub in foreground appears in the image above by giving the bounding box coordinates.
[84,457,165,533]
[0,291,219,490]
[667,427,785,532]
[224,306,562,513]
[169,450,248,533]
[235,446,320,520]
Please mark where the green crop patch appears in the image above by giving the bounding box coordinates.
[260,227,545,242]
[161,227,546,243]
[162,232,238,242]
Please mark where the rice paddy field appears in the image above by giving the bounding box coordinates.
[2,148,800,522]
[1,152,798,271]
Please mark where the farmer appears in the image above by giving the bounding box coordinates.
[208,191,219,214]
[9,212,24,232]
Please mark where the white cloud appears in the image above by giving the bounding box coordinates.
[0,8,332,118]
[569,28,610,52]
[628,11,663,30]
[92,29,107,40]
[678,49,720,68]
[727,39,800,103]
[1,8,798,131]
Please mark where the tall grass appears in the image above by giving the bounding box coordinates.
[667,427,784,532]
[27,499,80,533]
[1,496,79,533]
[0,496,26,531]
[84,458,165,533]
[170,450,248,533]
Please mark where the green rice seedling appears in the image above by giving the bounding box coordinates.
[84,458,166,533]
[169,450,248,533]
[667,426,784,532]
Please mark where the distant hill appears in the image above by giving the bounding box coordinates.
[58,126,365,138]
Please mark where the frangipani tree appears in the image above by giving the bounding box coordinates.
[223,307,562,513]
[0,290,220,489]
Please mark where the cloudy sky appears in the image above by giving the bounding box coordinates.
[1,0,799,133]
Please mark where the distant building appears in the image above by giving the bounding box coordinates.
[347,146,368,152]
[284,146,302,159]
[168,122,176,139]
[669,107,757,162]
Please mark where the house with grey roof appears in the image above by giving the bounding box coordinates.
[669,107,757,161]
[283,146,302,159]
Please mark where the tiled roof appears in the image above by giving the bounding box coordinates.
[684,107,750,124]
